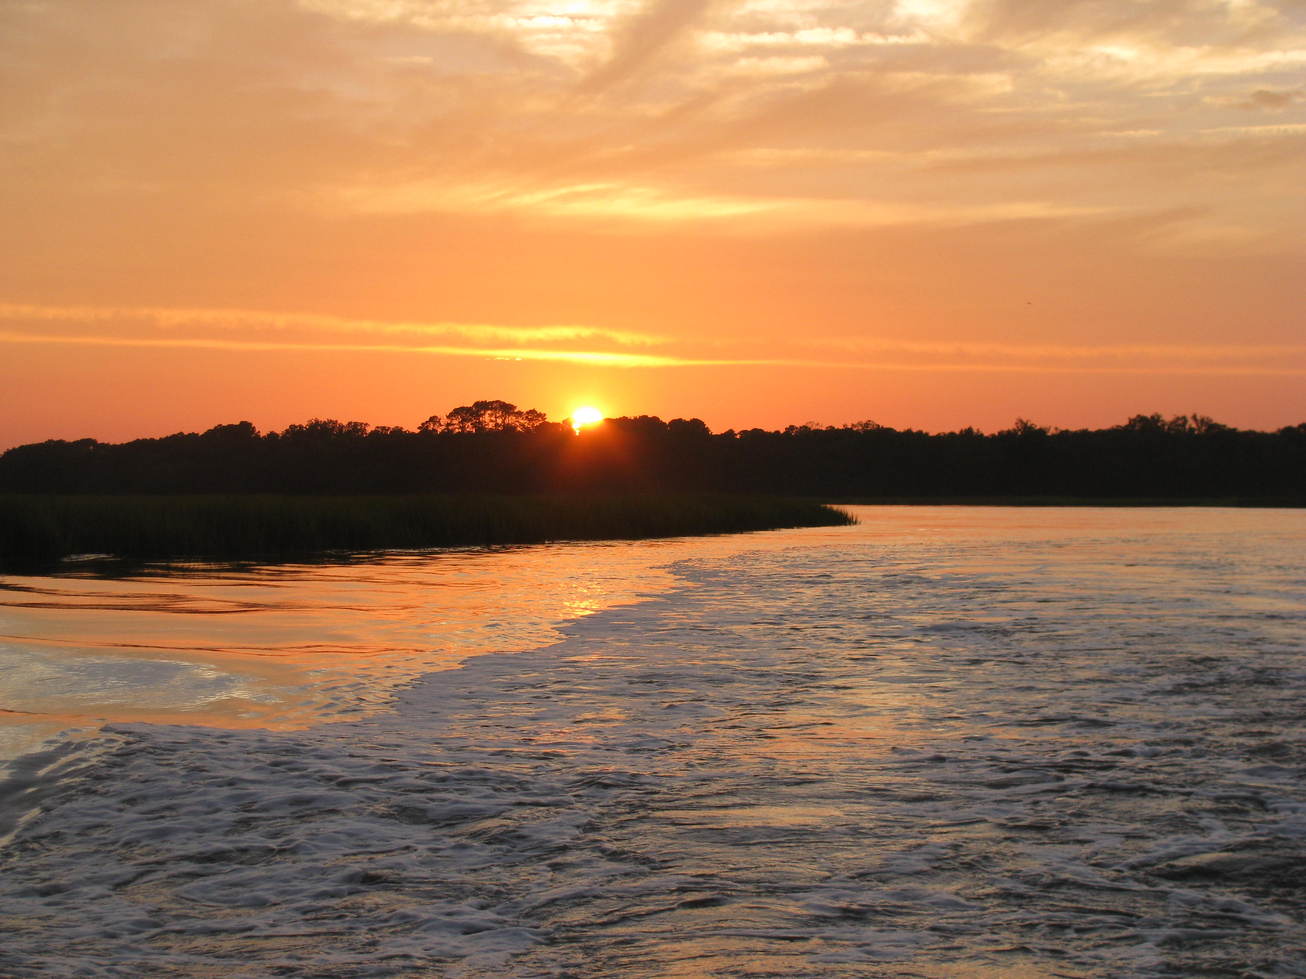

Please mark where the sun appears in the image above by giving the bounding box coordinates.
[570,405,604,434]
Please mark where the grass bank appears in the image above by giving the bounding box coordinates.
[0,494,854,568]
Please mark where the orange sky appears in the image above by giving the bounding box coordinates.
[2,0,1304,447]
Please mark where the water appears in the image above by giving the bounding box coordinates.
[1,507,1304,976]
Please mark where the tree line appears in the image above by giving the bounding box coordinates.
[1,400,1302,500]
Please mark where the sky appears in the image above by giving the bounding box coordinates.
[2,0,1304,446]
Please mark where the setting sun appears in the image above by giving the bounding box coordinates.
[570,405,604,434]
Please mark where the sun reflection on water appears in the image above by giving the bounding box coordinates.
[0,528,833,753]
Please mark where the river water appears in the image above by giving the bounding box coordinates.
[1,507,1304,977]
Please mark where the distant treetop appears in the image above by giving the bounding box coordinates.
[0,404,1302,500]
[419,400,550,434]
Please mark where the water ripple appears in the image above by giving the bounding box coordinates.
[1,508,1304,976]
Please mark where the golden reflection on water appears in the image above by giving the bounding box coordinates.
[3,506,1292,762]
[0,528,844,751]
[0,548,636,733]
[3,507,1303,975]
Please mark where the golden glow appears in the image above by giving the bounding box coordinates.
[570,405,604,433]
[1,0,1303,447]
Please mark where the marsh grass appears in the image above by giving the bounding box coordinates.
[0,494,854,568]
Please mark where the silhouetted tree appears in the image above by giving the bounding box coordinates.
[0,406,1301,500]
[439,400,546,433]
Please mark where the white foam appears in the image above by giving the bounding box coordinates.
[1,508,1304,975]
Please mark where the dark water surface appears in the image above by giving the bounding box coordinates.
[1,507,1304,976]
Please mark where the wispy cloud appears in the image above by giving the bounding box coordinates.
[811,335,1306,364]
[336,177,1112,228]
[580,0,719,92]
[6,0,1304,240]
[0,302,665,348]
[2,0,1305,440]
[5,305,1306,376]
[0,329,704,368]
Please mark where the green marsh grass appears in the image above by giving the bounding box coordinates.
[0,494,854,568]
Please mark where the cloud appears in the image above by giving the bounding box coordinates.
[2,0,1303,361]
[0,303,665,348]
[5,303,1306,376]
[1212,86,1306,109]
[1245,86,1302,107]
[580,0,720,92]
[6,0,1304,241]
[809,334,1306,366]
[921,127,1306,180]
[6,329,1306,375]
[334,172,1112,229]
[0,328,703,369]
[963,0,1287,46]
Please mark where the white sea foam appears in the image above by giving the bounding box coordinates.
[1,508,1304,976]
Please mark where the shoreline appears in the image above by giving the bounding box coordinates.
[0,493,853,570]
